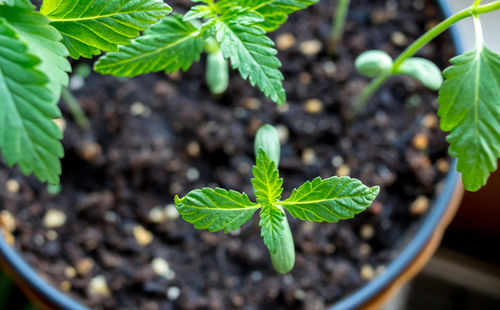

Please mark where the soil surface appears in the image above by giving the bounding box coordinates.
[0,0,456,309]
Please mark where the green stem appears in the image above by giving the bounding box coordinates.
[254,125,295,274]
[329,0,350,54]
[393,0,500,70]
[353,74,389,117]
[270,207,295,274]
[61,88,89,129]
[205,37,229,95]
[354,0,500,115]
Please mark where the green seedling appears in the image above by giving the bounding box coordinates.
[94,0,318,103]
[174,125,380,273]
[0,0,318,185]
[0,0,172,184]
[353,0,500,192]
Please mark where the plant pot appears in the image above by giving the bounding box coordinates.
[0,0,464,309]
[0,174,463,310]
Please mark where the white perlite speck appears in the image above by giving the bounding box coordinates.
[167,286,181,300]
[151,258,170,276]
[43,209,66,228]
[149,207,167,223]
[186,167,200,181]
[164,204,180,220]
[88,275,110,297]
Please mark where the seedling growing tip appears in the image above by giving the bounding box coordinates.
[353,0,500,192]
[175,125,380,273]
[95,0,319,105]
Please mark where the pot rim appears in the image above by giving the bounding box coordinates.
[0,1,464,309]
[331,1,464,307]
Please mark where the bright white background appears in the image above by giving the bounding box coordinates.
[448,0,500,52]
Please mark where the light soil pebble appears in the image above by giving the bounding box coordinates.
[133,225,154,246]
[299,39,323,55]
[88,275,110,297]
[276,33,296,50]
[43,209,67,228]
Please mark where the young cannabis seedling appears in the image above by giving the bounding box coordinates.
[0,0,171,184]
[353,0,500,192]
[174,125,380,273]
[94,0,318,104]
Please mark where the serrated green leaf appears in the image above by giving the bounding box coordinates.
[214,12,285,105]
[0,6,70,100]
[0,18,63,184]
[259,203,285,253]
[281,177,379,222]
[183,4,212,22]
[1,0,33,9]
[438,46,500,191]
[174,188,260,233]
[40,0,172,59]
[94,14,203,76]
[236,0,318,32]
[398,57,443,91]
[251,149,283,206]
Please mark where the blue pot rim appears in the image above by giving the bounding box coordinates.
[0,1,463,309]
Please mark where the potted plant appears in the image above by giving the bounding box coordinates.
[0,0,490,309]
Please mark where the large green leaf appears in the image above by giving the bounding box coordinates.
[259,203,285,253]
[237,0,318,32]
[0,18,63,184]
[0,6,70,100]
[281,177,379,222]
[40,0,172,59]
[438,46,500,192]
[251,149,283,205]
[174,188,260,233]
[214,11,285,105]
[94,14,203,76]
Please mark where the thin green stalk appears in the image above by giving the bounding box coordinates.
[270,207,295,274]
[329,0,350,54]
[353,74,389,117]
[61,88,89,129]
[393,0,500,70]
[205,37,229,95]
[354,0,500,115]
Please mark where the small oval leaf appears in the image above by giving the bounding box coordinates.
[254,125,281,166]
[398,57,443,90]
[355,50,393,77]
[206,49,229,95]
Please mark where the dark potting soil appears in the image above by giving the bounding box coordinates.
[0,0,456,309]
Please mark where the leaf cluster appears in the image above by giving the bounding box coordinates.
[95,0,319,105]
[0,0,171,184]
[356,38,500,192]
[175,148,379,254]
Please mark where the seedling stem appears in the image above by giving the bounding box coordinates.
[329,0,350,54]
[61,88,89,129]
[354,0,500,114]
